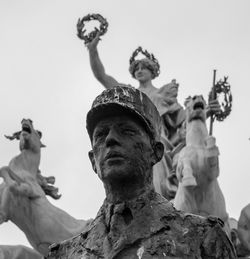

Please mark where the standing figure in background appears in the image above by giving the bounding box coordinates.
[85,32,186,200]
[84,32,220,200]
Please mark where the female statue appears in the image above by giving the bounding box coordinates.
[83,31,219,200]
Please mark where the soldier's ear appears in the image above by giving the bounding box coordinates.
[152,141,164,164]
[88,150,97,174]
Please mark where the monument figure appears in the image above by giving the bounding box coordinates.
[48,86,236,258]
[173,95,229,234]
[82,25,186,199]
[0,119,90,257]
[79,18,221,200]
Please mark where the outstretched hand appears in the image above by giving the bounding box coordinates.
[86,30,101,51]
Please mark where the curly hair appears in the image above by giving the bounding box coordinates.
[129,58,160,79]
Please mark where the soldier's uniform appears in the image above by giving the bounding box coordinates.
[48,191,235,259]
[48,86,236,259]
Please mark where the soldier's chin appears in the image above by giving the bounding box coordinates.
[106,157,125,165]
[101,166,135,182]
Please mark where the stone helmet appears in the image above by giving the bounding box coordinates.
[86,85,162,143]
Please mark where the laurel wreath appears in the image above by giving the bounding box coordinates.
[77,13,108,44]
[208,76,232,121]
[129,46,160,77]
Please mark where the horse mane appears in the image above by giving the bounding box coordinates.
[37,170,61,200]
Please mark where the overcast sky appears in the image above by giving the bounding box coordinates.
[0,0,250,248]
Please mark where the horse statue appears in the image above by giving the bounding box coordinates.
[173,95,229,233]
[0,119,90,256]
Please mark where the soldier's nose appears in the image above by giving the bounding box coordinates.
[105,128,120,147]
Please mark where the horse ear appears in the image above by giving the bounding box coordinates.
[4,131,21,141]
[37,130,42,138]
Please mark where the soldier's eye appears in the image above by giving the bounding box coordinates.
[122,128,136,136]
[94,129,108,141]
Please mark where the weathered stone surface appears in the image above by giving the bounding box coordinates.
[49,191,235,259]
[49,87,236,259]
[86,29,183,200]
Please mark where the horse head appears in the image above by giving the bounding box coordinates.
[5,119,46,153]
[185,95,207,123]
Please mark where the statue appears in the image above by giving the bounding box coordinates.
[0,119,90,257]
[78,17,184,199]
[79,16,221,200]
[48,86,236,258]
[173,95,229,234]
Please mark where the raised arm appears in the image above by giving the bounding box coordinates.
[86,32,120,89]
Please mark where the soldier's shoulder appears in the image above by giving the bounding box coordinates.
[48,233,82,258]
[182,212,225,228]
[171,211,236,258]
[47,219,93,259]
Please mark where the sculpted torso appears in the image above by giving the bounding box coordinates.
[49,192,236,259]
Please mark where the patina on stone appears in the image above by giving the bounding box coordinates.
[48,86,236,259]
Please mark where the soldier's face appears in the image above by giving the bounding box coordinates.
[89,114,154,183]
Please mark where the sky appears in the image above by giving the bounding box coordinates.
[0,0,250,248]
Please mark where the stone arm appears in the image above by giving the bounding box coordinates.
[86,32,120,89]
[205,136,220,179]
[201,222,236,258]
